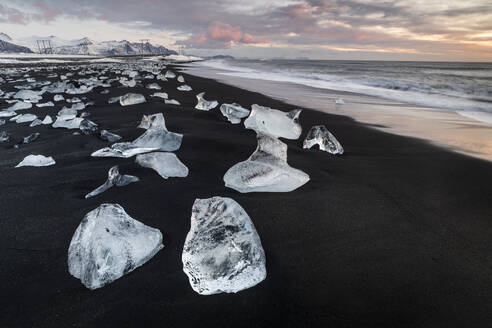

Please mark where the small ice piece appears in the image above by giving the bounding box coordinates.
[67,203,163,290]
[108,96,120,104]
[57,107,77,120]
[137,114,164,130]
[164,70,176,79]
[79,119,98,135]
[195,92,218,111]
[66,97,81,103]
[85,166,139,199]
[14,114,38,123]
[36,101,55,108]
[53,94,64,102]
[0,111,17,118]
[244,104,302,140]
[303,125,344,155]
[41,115,53,125]
[15,154,55,168]
[52,117,84,129]
[146,83,161,90]
[220,103,250,124]
[71,103,85,111]
[14,90,43,102]
[23,132,40,144]
[0,119,5,126]
[0,131,10,142]
[177,75,185,83]
[92,113,182,158]
[7,101,32,111]
[99,130,122,142]
[135,152,188,179]
[151,92,168,99]
[335,98,345,105]
[182,197,266,295]
[224,133,310,193]
[165,99,180,105]
[120,93,146,106]
[177,85,192,91]
[29,119,42,127]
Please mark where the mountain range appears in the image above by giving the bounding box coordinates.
[0,33,177,56]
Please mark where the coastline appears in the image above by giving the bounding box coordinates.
[2,63,492,327]
[182,64,492,162]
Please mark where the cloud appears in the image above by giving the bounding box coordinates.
[0,4,30,24]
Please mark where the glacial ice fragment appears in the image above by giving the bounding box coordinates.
[224,133,310,193]
[7,101,32,111]
[99,130,122,143]
[165,99,180,105]
[182,197,266,295]
[52,117,83,129]
[29,119,42,127]
[91,113,182,158]
[14,90,43,102]
[177,85,192,91]
[135,152,188,179]
[244,104,302,140]
[108,96,120,104]
[79,119,98,135]
[0,111,17,118]
[53,94,64,102]
[0,131,10,142]
[41,115,53,125]
[0,119,4,126]
[220,103,250,124]
[146,83,161,90]
[303,125,344,155]
[68,204,163,290]
[335,98,345,105]
[36,101,54,108]
[164,71,176,79]
[85,166,139,199]
[177,75,185,83]
[151,92,168,99]
[119,93,146,106]
[23,132,40,143]
[15,154,55,168]
[195,92,218,111]
[13,114,37,123]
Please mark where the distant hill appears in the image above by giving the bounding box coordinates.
[0,33,33,53]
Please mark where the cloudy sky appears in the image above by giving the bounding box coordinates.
[0,0,491,61]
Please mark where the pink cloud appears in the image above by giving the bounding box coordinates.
[179,21,269,48]
[34,1,62,22]
[0,4,30,24]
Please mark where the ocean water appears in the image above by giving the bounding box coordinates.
[196,59,492,119]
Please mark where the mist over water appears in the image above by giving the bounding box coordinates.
[197,59,492,115]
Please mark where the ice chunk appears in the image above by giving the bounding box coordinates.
[244,104,302,140]
[41,115,53,125]
[108,96,120,104]
[57,107,77,120]
[177,75,185,83]
[165,99,180,105]
[23,132,40,143]
[137,113,166,130]
[151,92,168,99]
[220,103,250,124]
[13,114,37,123]
[303,125,344,155]
[136,152,188,179]
[68,204,163,290]
[15,154,55,168]
[182,197,266,295]
[164,70,176,79]
[7,101,32,111]
[0,119,5,126]
[53,94,64,102]
[79,119,98,135]
[14,90,43,102]
[0,111,17,118]
[0,131,10,142]
[52,117,83,129]
[224,133,310,193]
[119,93,146,106]
[146,83,161,90]
[195,92,218,111]
[177,85,192,91]
[29,119,42,127]
[335,98,345,105]
[99,130,122,142]
[92,113,182,158]
[85,166,139,199]
[36,101,54,108]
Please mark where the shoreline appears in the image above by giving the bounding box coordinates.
[181,64,492,162]
[2,63,492,327]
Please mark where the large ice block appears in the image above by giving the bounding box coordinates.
[244,104,302,140]
[303,125,344,155]
[135,152,188,179]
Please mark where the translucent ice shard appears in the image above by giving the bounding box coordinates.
[14,90,43,102]
[244,104,302,140]
[79,119,98,135]
[41,115,53,125]
[177,85,192,91]
[151,92,168,100]
[85,166,139,199]
[92,113,182,158]
[99,130,121,142]
[0,111,17,118]
[335,98,345,105]
[303,125,344,155]
[23,132,40,143]
[108,96,120,104]
[36,101,54,108]
[177,75,185,83]
[182,197,266,295]
[220,103,250,124]
[13,114,38,123]
[29,119,42,127]
[165,99,180,105]
[68,203,163,290]
[15,154,55,168]
[135,152,188,179]
[164,70,176,79]
[146,83,161,90]
[53,117,83,129]
[224,133,310,193]
[7,101,32,111]
[195,92,218,111]
[53,94,64,102]
[0,119,5,126]
[0,131,10,142]
[119,93,146,106]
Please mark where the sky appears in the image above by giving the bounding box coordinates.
[0,0,491,61]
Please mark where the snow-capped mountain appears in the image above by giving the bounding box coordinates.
[0,33,33,53]
[14,35,177,56]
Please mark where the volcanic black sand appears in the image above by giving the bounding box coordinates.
[1,63,492,328]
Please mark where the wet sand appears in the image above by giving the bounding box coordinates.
[1,63,492,327]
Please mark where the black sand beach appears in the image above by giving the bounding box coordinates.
[1,63,492,327]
